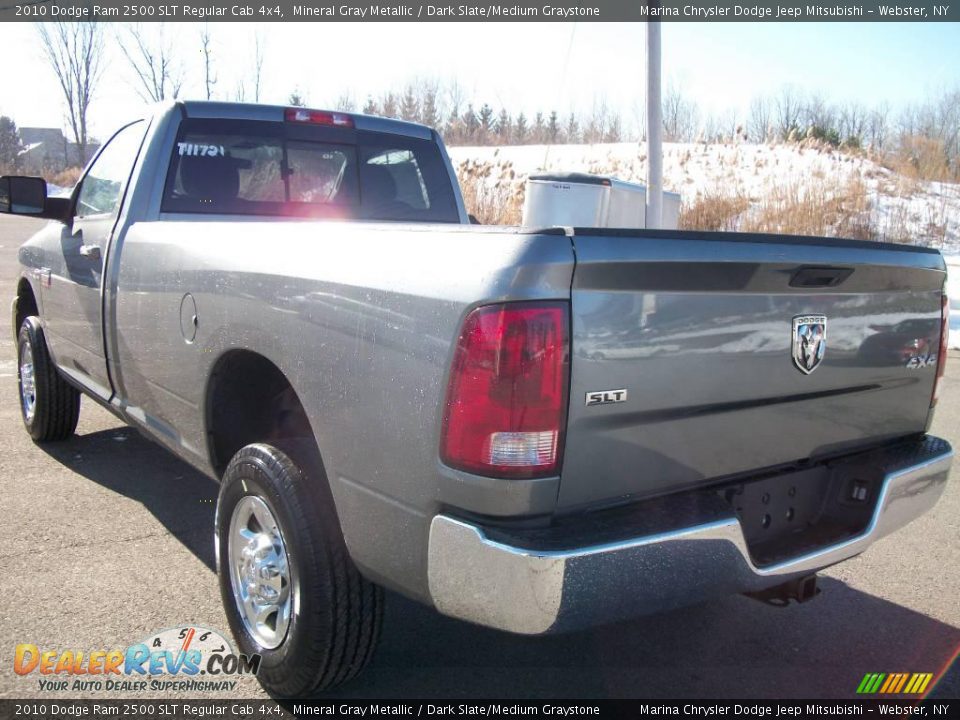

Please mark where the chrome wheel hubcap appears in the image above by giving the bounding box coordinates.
[228,496,293,649]
[19,340,36,423]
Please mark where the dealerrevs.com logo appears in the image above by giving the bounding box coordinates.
[14,626,260,693]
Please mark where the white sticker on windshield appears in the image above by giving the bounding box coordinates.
[177,143,226,158]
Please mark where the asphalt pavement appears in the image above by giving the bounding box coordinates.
[0,214,957,700]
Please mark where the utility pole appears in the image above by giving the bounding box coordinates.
[645,11,663,229]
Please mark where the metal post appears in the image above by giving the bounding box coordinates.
[645,15,663,229]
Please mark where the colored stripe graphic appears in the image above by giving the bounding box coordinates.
[893,673,909,693]
[858,672,934,694]
[915,674,932,694]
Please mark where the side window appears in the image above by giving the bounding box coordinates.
[76,121,145,219]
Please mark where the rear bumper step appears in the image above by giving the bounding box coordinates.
[427,436,952,634]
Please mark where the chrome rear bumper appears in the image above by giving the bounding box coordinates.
[427,436,952,634]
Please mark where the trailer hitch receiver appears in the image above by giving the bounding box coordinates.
[744,574,820,607]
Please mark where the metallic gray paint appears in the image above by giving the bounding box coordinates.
[562,232,947,510]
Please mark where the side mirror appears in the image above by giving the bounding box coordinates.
[0,176,47,215]
[0,176,72,223]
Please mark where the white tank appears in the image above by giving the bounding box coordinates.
[521,173,680,230]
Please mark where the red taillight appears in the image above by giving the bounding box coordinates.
[932,293,949,407]
[284,108,354,128]
[441,302,570,479]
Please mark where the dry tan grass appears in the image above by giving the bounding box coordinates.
[457,152,951,249]
[456,158,525,225]
[45,167,82,187]
[678,191,750,231]
[739,177,875,240]
[882,135,955,183]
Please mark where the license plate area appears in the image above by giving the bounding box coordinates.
[721,460,883,567]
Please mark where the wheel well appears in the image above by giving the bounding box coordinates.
[15,279,38,335]
[206,351,315,477]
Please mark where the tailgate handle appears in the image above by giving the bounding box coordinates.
[789,266,853,288]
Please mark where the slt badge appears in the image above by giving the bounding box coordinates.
[792,315,827,374]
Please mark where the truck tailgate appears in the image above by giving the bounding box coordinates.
[561,229,947,511]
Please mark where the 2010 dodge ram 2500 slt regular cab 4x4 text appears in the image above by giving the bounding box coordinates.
[3,101,953,696]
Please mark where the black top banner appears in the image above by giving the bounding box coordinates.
[2,0,958,22]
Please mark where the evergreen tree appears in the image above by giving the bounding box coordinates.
[461,104,479,143]
[381,92,399,119]
[478,103,495,142]
[514,112,528,144]
[420,85,439,129]
[362,96,379,115]
[496,109,512,144]
[287,90,306,107]
[400,85,419,122]
[0,116,23,171]
[547,111,560,143]
[444,107,461,144]
[565,113,580,144]
[533,112,545,144]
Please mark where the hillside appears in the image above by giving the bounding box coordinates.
[448,141,960,255]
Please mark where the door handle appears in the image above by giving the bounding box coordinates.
[79,244,101,261]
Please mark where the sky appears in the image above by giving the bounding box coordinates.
[0,21,958,141]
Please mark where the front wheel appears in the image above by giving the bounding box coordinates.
[17,317,80,442]
[215,442,382,697]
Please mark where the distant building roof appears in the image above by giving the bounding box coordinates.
[20,127,67,146]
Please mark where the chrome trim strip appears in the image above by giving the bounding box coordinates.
[428,444,952,635]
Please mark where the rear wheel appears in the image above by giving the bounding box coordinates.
[216,442,382,697]
[17,317,80,442]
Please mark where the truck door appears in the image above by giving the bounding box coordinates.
[42,121,146,401]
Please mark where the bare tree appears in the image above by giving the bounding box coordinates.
[116,24,182,102]
[866,102,890,150]
[334,92,356,111]
[838,102,868,144]
[802,92,836,132]
[584,96,612,143]
[442,81,464,140]
[252,32,265,103]
[200,24,217,100]
[747,96,773,142]
[661,84,699,142]
[774,86,804,139]
[37,22,105,167]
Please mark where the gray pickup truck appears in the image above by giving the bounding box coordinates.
[3,101,953,696]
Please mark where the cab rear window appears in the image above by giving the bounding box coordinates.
[161,118,459,223]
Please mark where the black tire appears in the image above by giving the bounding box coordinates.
[17,317,80,442]
[216,442,382,697]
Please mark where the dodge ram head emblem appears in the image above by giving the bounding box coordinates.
[792,315,827,374]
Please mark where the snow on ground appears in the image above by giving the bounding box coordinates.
[448,141,960,256]
[947,255,960,350]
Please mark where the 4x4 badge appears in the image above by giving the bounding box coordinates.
[792,315,827,374]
